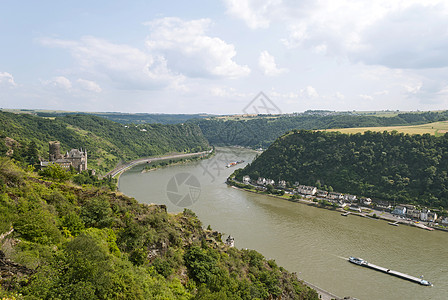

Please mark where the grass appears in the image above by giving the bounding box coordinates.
[322,121,448,136]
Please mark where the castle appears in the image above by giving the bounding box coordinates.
[42,141,88,172]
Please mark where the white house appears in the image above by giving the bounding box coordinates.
[361,198,372,205]
[316,190,328,198]
[266,179,275,186]
[420,209,430,221]
[297,185,317,195]
[344,194,357,202]
[242,175,251,184]
[257,177,266,186]
[278,180,286,188]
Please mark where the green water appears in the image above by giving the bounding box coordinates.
[119,147,448,300]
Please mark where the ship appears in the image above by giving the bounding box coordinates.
[226,160,244,168]
[348,257,432,286]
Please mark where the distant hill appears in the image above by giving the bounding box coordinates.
[323,120,448,136]
[238,130,448,209]
[193,111,448,148]
[1,109,214,125]
[0,112,210,174]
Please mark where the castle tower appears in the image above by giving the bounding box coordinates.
[49,141,63,161]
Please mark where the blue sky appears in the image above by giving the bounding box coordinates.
[1,0,448,114]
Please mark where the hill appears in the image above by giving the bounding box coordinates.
[323,120,448,136]
[238,130,448,209]
[0,158,317,299]
[0,112,210,174]
[193,111,448,148]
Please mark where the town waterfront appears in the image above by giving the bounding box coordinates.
[119,147,448,300]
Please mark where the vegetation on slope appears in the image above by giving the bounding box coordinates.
[0,158,317,299]
[0,112,209,174]
[193,111,448,148]
[239,130,448,209]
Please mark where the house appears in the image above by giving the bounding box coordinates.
[328,192,343,200]
[257,177,266,186]
[266,179,275,186]
[242,175,251,184]
[406,209,421,220]
[441,217,448,226]
[294,181,300,187]
[297,185,317,195]
[316,190,328,198]
[392,205,407,217]
[42,141,88,172]
[420,209,430,221]
[344,194,357,202]
[277,180,286,188]
[373,199,392,211]
[361,198,372,205]
[427,211,438,222]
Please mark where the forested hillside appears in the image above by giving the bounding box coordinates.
[0,158,317,299]
[194,111,448,148]
[0,112,209,174]
[239,130,448,209]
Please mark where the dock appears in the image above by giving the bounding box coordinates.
[348,257,432,286]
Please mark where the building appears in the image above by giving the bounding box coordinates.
[42,141,88,172]
[344,194,357,202]
[277,180,286,188]
[297,185,317,195]
[328,192,343,200]
[392,205,407,217]
[242,175,251,184]
[316,190,328,198]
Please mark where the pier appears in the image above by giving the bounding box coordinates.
[348,257,432,286]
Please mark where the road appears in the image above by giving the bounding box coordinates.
[103,150,212,178]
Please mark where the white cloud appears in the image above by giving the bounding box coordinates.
[0,72,16,87]
[43,76,72,90]
[145,17,250,79]
[226,0,448,69]
[77,79,102,93]
[224,0,281,29]
[258,51,287,76]
[335,92,345,100]
[40,36,185,90]
[300,86,319,98]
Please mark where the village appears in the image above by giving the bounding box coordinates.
[236,175,448,230]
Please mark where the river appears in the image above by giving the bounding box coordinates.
[119,147,448,300]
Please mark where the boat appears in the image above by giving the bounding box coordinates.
[349,256,367,265]
[226,160,245,168]
[388,221,399,226]
[341,212,350,216]
[348,256,432,286]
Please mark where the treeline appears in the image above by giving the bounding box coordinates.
[193,111,448,148]
[0,112,210,173]
[239,130,448,209]
[0,158,318,299]
[33,111,213,124]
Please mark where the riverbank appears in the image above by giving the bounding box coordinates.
[227,181,443,233]
[104,149,213,179]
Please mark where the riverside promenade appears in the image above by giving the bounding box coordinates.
[103,150,212,178]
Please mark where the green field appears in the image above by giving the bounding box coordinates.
[323,121,448,136]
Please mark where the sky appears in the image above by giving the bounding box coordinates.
[1,0,448,114]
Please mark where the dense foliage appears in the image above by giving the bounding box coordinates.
[193,111,448,148]
[0,112,209,173]
[239,130,448,209]
[0,158,317,299]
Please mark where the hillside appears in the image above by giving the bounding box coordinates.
[0,158,317,299]
[193,111,448,148]
[238,130,448,209]
[0,112,210,174]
